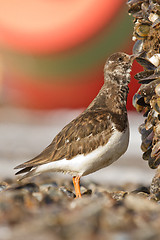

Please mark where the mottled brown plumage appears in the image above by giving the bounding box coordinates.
[14,52,135,198]
[15,111,114,172]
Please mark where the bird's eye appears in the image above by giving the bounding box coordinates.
[118,57,123,62]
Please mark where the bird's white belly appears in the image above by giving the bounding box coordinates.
[35,126,129,177]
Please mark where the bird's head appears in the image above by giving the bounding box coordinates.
[104,52,135,84]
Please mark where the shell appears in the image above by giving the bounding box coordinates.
[128,0,160,175]
[127,0,143,5]
[135,57,157,70]
[151,141,160,158]
[137,96,148,106]
[145,109,158,130]
[132,93,145,112]
[155,84,160,96]
[152,17,160,27]
[135,22,151,37]
[127,0,143,15]
[134,70,154,81]
[139,123,153,141]
[150,96,160,113]
[143,107,150,117]
[132,92,142,107]
[138,73,160,84]
[142,146,152,160]
[149,2,160,15]
[141,139,152,152]
[149,13,159,22]
[149,54,160,67]
[148,156,159,169]
[139,79,160,98]
[133,40,144,55]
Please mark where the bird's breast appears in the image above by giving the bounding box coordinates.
[81,124,129,176]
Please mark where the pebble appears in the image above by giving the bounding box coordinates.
[1,175,160,240]
[39,182,58,192]
[0,183,8,192]
[13,183,39,193]
[59,186,75,198]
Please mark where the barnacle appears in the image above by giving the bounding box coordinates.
[134,22,151,38]
[127,0,160,196]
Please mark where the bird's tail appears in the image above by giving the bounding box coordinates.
[15,166,39,181]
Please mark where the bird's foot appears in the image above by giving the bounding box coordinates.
[72,176,82,198]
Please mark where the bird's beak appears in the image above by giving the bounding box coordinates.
[130,53,142,62]
[130,54,139,62]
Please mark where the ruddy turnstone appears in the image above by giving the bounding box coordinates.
[14,52,135,198]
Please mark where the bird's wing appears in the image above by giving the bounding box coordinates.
[15,110,113,172]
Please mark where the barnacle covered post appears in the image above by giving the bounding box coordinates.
[127,0,160,200]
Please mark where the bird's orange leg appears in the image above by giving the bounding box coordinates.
[72,176,81,198]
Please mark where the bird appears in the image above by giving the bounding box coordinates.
[14,52,135,198]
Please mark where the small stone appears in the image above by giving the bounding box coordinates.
[125,194,158,211]
[14,183,39,193]
[111,191,128,201]
[82,189,92,197]
[0,182,9,192]
[59,186,75,198]
[32,192,43,202]
[48,186,63,199]
[131,186,150,194]
[39,182,58,192]
[42,194,54,205]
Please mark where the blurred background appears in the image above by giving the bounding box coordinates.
[0,0,155,183]
[0,0,141,109]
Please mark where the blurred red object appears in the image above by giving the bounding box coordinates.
[0,0,124,53]
[0,0,138,110]
[4,69,103,109]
